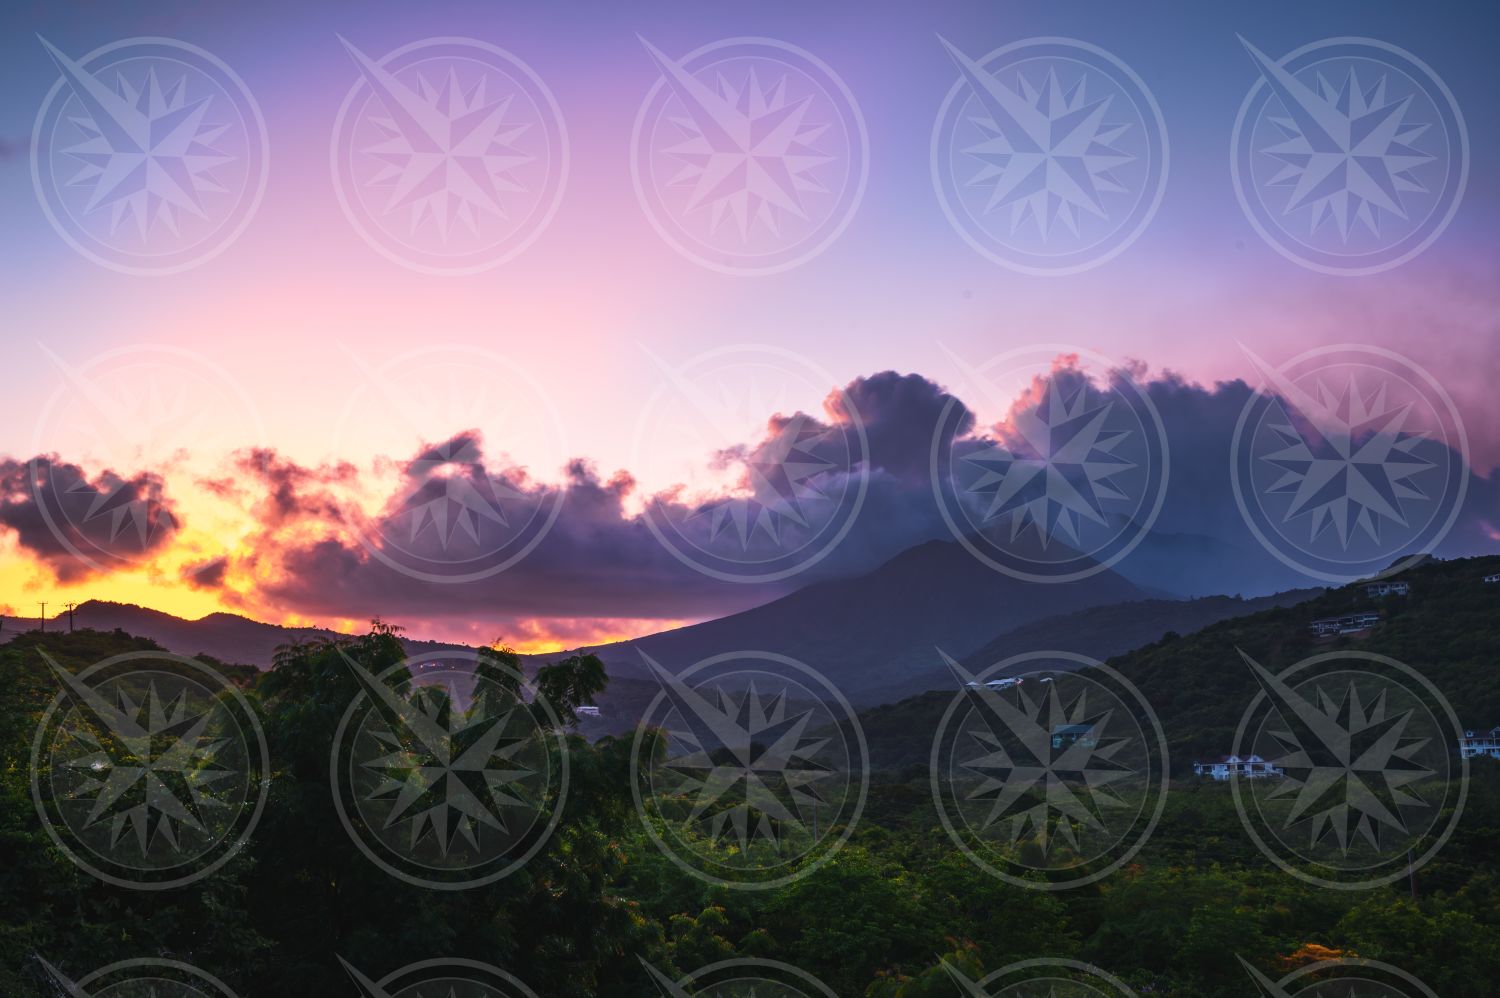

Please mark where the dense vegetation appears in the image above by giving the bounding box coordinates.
[2,555,1498,996]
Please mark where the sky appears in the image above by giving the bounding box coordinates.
[1,0,1497,650]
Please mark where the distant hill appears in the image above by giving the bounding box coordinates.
[851,554,1500,771]
[1109,527,1312,598]
[576,538,1147,706]
[845,588,1322,704]
[5,540,1325,733]
[570,587,1320,740]
[0,600,474,667]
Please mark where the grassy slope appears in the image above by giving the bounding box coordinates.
[855,554,1500,772]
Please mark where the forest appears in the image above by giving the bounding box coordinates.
[3,556,1498,996]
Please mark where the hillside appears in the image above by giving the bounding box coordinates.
[855,555,1500,771]
[579,538,1146,704]
[860,588,1321,702]
[0,600,479,668]
[576,582,1319,738]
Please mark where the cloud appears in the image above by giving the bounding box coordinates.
[0,456,181,582]
[839,371,969,486]
[220,378,974,627]
[214,364,1500,628]
[5,363,1494,635]
[182,556,228,589]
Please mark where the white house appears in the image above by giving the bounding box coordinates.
[1193,755,1284,780]
[576,705,601,718]
[1310,611,1380,637]
[1484,574,1500,584]
[970,677,1022,689]
[1459,727,1500,760]
[1364,581,1410,597]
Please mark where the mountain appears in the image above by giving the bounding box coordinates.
[577,538,1147,705]
[576,586,1322,739]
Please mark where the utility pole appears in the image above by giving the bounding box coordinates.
[37,602,47,633]
[63,602,78,632]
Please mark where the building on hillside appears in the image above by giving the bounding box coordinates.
[1364,581,1410,597]
[576,705,601,718]
[964,677,1023,690]
[1484,574,1500,584]
[1310,611,1380,637]
[1051,723,1097,751]
[1459,727,1500,760]
[1193,754,1284,780]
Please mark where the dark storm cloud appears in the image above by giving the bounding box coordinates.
[840,371,970,486]
[0,455,180,581]
[182,556,228,589]
[225,368,1500,622]
[230,382,971,623]
[11,366,1491,622]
